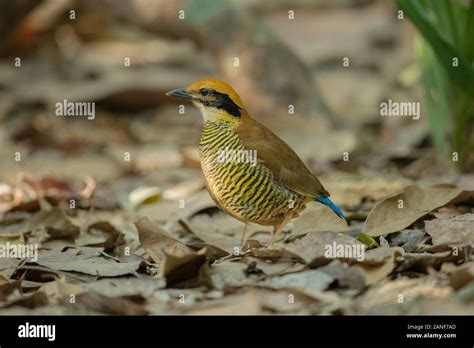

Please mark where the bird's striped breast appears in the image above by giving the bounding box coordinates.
[199,121,307,226]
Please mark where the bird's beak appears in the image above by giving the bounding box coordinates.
[165,88,193,100]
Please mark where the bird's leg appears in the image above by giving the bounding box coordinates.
[240,223,249,247]
[268,215,292,249]
[267,226,281,249]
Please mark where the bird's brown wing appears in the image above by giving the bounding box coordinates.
[234,114,329,198]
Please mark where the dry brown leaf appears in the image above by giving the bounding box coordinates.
[0,258,22,278]
[1,207,79,239]
[359,247,404,285]
[186,289,263,315]
[353,277,463,314]
[187,242,228,261]
[388,229,428,252]
[425,213,474,247]
[187,212,271,250]
[78,221,125,250]
[290,205,349,236]
[242,256,304,276]
[138,190,215,225]
[283,231,365,266]
[322,174,412,208]
[6,199,41,215]
[6,291,49,309]
[365,184,464,237]
[0,305,68,315]
[0,220,29,237]
[34,247,141,277]
[396,250,466,274]
[135,217,206,283]
[40,278,87,304]
[205,261,250,290]
[258,270,334,300]
[449,263,474,290]
[319,260,365,291]
[84,277,166,297]
[162,252,206,285]
[242,239,303,262]
[360,246,401,266]
[0,278,22,301]
[68,292,148,315]
[135,217,195,264]
[179,218,234,255]
[257,288,318,313]
[21,175,76,201]
[0,219,33,237]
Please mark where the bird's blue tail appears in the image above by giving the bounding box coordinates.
[316,196,346,221]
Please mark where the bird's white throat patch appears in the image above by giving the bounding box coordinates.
[193,101,238,124]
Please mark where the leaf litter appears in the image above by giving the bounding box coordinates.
[1,176,472,314]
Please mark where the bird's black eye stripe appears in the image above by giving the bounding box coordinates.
[211,91,241,117]
[199,89,241,117]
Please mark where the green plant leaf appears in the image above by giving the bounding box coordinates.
[464,0,474,60]
[415,37,448,158]
[397,0,474,90]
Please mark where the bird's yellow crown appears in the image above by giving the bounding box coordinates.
[185,78,244,109]
[167,78,246,125]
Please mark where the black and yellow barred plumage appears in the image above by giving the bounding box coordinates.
[166,78,346,248]
[199,121,307,226]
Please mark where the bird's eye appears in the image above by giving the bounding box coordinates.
[200,88,210,96]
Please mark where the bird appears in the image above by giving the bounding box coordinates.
[166,78,346,248]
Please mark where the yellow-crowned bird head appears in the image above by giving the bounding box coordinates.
[166,78,245,125]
